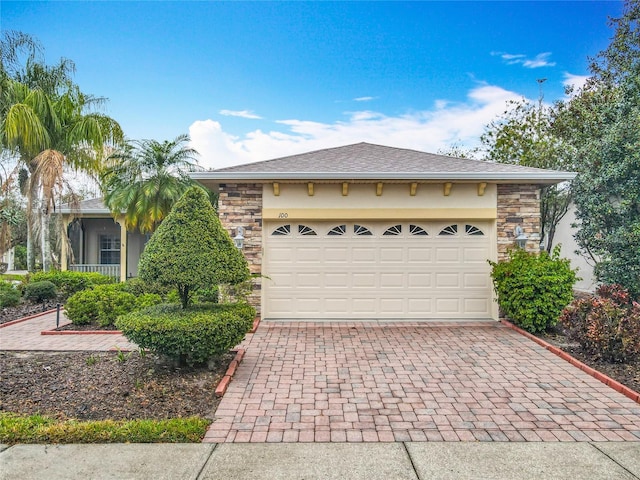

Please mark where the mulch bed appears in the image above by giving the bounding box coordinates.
[536,327,640,394]
[0,301,60,326]
[0,351,233,421]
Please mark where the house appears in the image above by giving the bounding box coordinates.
[190,142,575,320]
[60,198,149,281]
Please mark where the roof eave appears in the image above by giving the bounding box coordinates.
[190,171,577,183]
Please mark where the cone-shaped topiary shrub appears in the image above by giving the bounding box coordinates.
[138,187,250,308]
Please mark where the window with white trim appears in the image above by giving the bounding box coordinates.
[354,224,373,236]
[439,224,458,236]
[465,224,484,236]
[328,225,346,236]
[409,224,428,236]
[383,225,402,236]
[272,225,291,236]
[298,225,317,236]
[99,235,121,265]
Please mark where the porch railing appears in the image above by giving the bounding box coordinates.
[69,264,120,280]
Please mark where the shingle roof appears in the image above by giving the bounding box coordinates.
[191,142,575,183]
[59,197,110,214]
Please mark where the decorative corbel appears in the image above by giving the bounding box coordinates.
[443,182,453,196]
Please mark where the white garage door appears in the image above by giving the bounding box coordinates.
[263,221,495,319]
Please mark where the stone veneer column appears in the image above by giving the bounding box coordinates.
[217,183,263,314]
[496,184,541,261]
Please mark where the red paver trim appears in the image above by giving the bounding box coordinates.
[250,317,260,333]
[215,348,246,397]
[0,308,60,328]
[41,330,123,335]
[500,319,640,404]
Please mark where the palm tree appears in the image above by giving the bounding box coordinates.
[1,42,123,271]
[102,134,199,234]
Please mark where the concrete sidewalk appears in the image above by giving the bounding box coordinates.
[1,442,639,479]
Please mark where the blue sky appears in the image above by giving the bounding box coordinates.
[2,1,622,169]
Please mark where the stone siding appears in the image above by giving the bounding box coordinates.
[496,184,541,261]
[218,183,263,314]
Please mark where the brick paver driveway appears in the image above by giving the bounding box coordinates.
[205,321,640,443]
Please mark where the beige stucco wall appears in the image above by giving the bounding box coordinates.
[263,182,497,220]
[553,204,596,292]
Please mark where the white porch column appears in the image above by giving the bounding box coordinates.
[118,216,127,282]
[60,218,69,271]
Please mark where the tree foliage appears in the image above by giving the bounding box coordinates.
[480,98,574,251]
[138,187,250,308]
[102,134,199,233]
[558,0,640,298]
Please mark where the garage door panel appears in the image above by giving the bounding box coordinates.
[380,273,404,288]
[463,247,491,263]
[325,273,349,288]
[325,247,349,262]
[352,298,377,314]
[352,273,376,288]
[264,221,494,319]
[408,273,431,287]
[380,248,403,262]
[463,273,491,288]
[464,298,491,314]
[436,298,461,314]
[435,248,460,262]
[352,248,376,262]
[407,247,432,263]
[435,273,460,288]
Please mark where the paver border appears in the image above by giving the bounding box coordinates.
[501,319,640,404]
[215,348,245,397]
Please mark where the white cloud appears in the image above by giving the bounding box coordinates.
[492,51,556,69]
[189,84,525,170]
[353,96,375,102]
[562,72,590,92]
[219,109,262,119]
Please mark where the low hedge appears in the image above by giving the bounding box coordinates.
[24,281,57,303]
[66,284,161,327]
[0,413,209,444]
[116,303,255,365]
[30,271,114,298]
[0,281,20,308]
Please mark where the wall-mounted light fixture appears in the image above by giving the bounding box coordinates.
[234,226,245,249]
[514,225,528,249]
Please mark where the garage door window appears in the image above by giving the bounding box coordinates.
[328,225,346,236]
[354,225,373,236]
[272,225,291,236]
[439,224,458,236]
[465,224,484,236]
[409,224,428,236]
[383,225,402,236]
[298,225,317,236]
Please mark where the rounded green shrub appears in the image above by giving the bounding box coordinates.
[30,271,114,298]
[116,303,255,365]
[24,281,57,303]
[0,281,21,308]
[489,246,577,333]
[66,284,136,327]
[123,277,171,297]
[135,293,163,309]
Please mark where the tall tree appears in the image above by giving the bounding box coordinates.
[480,97,575,251]
[102,134,199,234]
[1,32,123,271]
[557,0,640,297]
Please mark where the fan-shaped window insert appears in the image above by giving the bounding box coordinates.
[409,224,428,236]
[298,225,317,236]
[383,225,402,236]
[328,225,346,236]
[354,224,373,236]
[438,224,458,236]
[272,225,291,236]
[465,224,484,236]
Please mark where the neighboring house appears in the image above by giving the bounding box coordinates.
[552,203,597,292]
[190,142,575,320]
[60,198,149,281]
